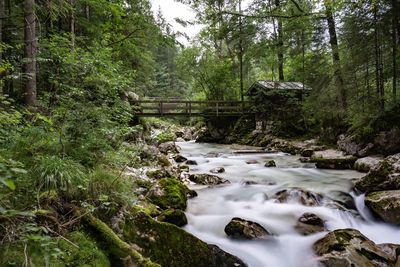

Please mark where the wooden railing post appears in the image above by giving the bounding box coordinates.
[216,102,219,116]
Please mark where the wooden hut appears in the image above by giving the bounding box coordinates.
[246,80,311,134]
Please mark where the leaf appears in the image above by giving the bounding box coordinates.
[2,179,16,190]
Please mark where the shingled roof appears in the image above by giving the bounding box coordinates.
[247,80,311,96]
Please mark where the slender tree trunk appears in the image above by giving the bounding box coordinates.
[374,3,384,112]
[23,0,37,106]
[275,0,284,81]
[0,0,4,94]
[392,0,398,101]
[70,0,75,51]
[85,5,90,20]
[324,0,346,111]
[239,0,244,102]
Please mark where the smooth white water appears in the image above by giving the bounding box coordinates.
[178,141,400,267]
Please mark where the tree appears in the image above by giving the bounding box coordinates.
[23,0,37,106]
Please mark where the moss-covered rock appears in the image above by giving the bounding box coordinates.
[365,190,400,225]
[311,149,357,169]
[189,173,230,185]
[158,209,188,226]
[313,229,396,267]
[146,178,188,210]
[265,160,276,167]
[354,161,400,192]
[273,188,322,206]
[123,210,246,267]
[353,156,383,172]
[294,213,325,235]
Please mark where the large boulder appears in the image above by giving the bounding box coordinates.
[123,211,246,267]
[353,156,384,172]
[313,229,397,267]
[354,158,400,193]
[311,149,357,169]
[295,213,325,235]
[337,134,374,157]
[158,141,179,154]
[365,190,400,225]
[273,188,323,206]
[158,209,188,227]
[374,128,400,156]
[146,178,188,210]
[224,217,271,240]
[189,173,230,185]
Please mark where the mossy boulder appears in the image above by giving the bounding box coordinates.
[123,210,246,267]
[158,141,179,154]
[353,156,383,173]
[146,169,174,180]
[158,209,188,226]
[174,154,187,163]
[265,160,276,167]
[146,178,188,210]
[224,217,271,240]
[354,161,400,193]
[365,190,400,225]
[313,228,397,267]
[311,150,357,169]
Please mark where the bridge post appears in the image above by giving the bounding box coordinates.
[216,102,219,116]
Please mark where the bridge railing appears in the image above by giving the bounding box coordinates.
[135,100,254,116]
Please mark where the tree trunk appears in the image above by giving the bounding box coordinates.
[239,0,244,102]
[392,0,398,101]
[23,0,37,106]
[0,0,4,94]
[70,0,75,51]
[324,0,346,111]
[275,0,284,81]
[374,3,384,112]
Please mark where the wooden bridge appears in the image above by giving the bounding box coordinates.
[134,100,255,117]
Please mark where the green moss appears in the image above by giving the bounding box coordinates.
[148,178,188,210]
[314,156,357,169]
[158,209,188,226]
[55,231,110,267]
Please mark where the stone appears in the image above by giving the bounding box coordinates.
[299,157,311,163]
[186,160,198,165]
[179,165,189,172]
[246,160,258,164]
[313,228,396,267]
[273,188,323,206]
[311,149,357,169]
[175,131,184,138]
[300,149,314,157]
[146,178,188,210]
[337,134,374,157]
[265,160,276,167]
[354,156,384,172]
[158,209,188,227]
[327,191,356,211]
[354,160,400,193]
[146,169,173,180]
[188,173,230,185]
[374,128,400,156]
[365,190,400,225]
[174,154,187,163]
[224,217,271,240]
[210,167,225,173]
[176,137,185,142]
[158,141,179,154]
[123,210,246,267]
[295,213,325,235]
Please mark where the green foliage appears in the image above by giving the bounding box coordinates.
[33,156,86,194]
[155,131,176,144]
[0,156,26,191]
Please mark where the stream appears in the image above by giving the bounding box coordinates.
[177,141,400,267]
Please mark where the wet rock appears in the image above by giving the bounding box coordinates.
[365,190,400,225]
[124,210,246,267]
[210,167,225,173]
[188,173,230,185]
[186,160,198,165]
[187,189,198,198]
[158,141,179,154]
[354,159,400,193]
[300,149,314,157]
[179,165,189,172]
[242,180,258,185]
[224,217,271,240]
[299,157,312,163]
[146,178,188,210]
[158,209,188,227]
[146,169,173,180]
[175,131,184,138]
[157,154,171,167]
[265,160,276,167]
[327,191,356,211]
[174,154,187,163]
[176,137,185,142]
[313,228,396,267]
[354,156,384,172]
[246,160,258,164]
[311,149,357,169]
[273,188,323,206]
[295,213,325,235]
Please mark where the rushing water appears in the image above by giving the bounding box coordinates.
[177,141,400,267]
